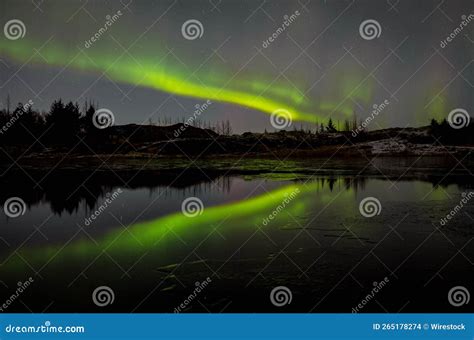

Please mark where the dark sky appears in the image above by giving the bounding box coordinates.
[0,0,472,132]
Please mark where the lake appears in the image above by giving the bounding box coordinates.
[0,157,473,312]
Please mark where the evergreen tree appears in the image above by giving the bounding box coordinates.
[82,103,96,132]
[326,118,337,132]
[46,100,82,144]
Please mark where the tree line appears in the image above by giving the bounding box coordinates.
[1,98,471,148]
[0,97,374,147]
[429,117,474,145]
[0,98,236,148]
[0,99,102,146]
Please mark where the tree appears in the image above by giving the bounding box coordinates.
[82,102,96,132]
[326,118,337,132]
[352,113,358,131]
[224,119,233,135]
[344,119,350,132]
[430,118,439,128]
[18,104,43,141]
[46,100,82,145]
[6,93,11,114]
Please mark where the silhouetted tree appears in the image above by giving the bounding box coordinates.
[326,118,337,132]
[343,119,350,132]
[82,102,96,133]
[223,120,232,136]
[352,114,358,131]
[0,102,43,145]
[6,94,11,114]
[45,100,82,145]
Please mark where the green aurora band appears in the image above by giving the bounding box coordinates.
[0,39,373,123]
[2,180,355,275]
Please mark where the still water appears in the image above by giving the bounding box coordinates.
[1,162,473,312]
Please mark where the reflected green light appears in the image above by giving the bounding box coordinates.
[3,179,355,274]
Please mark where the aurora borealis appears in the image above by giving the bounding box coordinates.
[2,0,474,318]
[1,38,323,124]
[0,0,472,131]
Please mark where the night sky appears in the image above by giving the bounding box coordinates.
[0,0,472,132]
